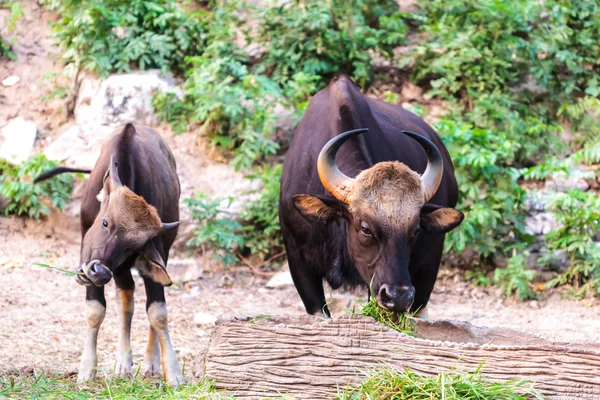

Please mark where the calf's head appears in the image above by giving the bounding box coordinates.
[77,155,178,287]
[294,129,463,313]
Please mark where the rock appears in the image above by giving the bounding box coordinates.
[525,212,559,236]
[401,82,423,101]
[0,117,37,164]
[194,312,217,326]
[167,259,202,283]
[1,76,20,87]
[546,170,591,192]
[75,70,182,128]
[265,269,294,289]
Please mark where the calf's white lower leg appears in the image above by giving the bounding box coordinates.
[78,300,106,384]
[147,302,184,386]
[143,327,162,378]
[114,288,134,378]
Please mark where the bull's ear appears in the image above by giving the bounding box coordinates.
[139,240,172,286]
[420,204,464,234]
[293,194,341,220]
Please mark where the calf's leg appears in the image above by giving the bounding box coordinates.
[78,285,106,384]
[114,268,135,378]
[143,276,184,386]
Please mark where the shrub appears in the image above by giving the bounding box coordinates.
[493,252,538,301]
[51,0,208,76]
[0,1,24,60]
[185,193,244,267]
[256,0,407,88]
[0,154,75,219]
[238,164,284,263]
[539,190,600,297]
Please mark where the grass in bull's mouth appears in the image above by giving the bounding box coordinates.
[356,296,417,337]
[0,374,236,399]
[337,363,544,400]
[34,263,83,276]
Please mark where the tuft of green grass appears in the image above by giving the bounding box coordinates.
[357,296,416,337]
[337,364,543,400]
[0,374,236,399]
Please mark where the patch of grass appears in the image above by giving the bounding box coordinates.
[337,364,543,400]
[357,296,416,337]
[493,252,538,301]
[0,374,235,399]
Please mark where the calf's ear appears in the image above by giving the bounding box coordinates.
[420,203,464,234]
[293,194,341,221]
[138,240,172,286]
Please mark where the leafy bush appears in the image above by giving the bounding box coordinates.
[185,193,244,267]
[185,164,284,268]
[51,0,207,76]
[338,364,542,400]
[255,0,407,88]
[238,164,284,263]
[0,154,74,219]
[493,252,538,301]
[0,1,24,60]
[539,190,600,297]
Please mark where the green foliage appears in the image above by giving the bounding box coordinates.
[0,1,24,59]
[238,164,284,262]
[185,193,244,267]
[539,190,600,297]
[493,252,538,301]
[0,374,236,399]
[0,154,74,220]
[185,165,284,267]
[255,0,407,88]
[51,0,207,76]
[337,364,542,400]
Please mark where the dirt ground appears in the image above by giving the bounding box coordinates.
[1,0,600,384]
[2,213,600,380]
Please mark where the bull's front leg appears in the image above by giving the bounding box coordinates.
[143,278,184,387]
[78,285,106,384]
[114,270,135,378]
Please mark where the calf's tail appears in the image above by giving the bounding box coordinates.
[34,167,92,183]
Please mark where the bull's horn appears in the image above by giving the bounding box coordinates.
[109,154,123,187]
[402,130,443,202]
[160,221,179,234]
[317,128,368,203]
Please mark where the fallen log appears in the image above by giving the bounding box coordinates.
[198,315,600,399]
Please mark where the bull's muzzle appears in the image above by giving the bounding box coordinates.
[377,284,415,313]
[76,260,113,286]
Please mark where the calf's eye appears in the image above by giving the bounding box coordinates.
[102,219,108,228]
[361,225,372,237]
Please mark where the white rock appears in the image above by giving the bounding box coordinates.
[75,70,182,128]
[194,312,217,326]
[43,124,112,169]
[0,117,37,164]
[525,212,559,236]
[265,270,294,289]
[1,76,20,87]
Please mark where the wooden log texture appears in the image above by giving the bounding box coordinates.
[199,315,600,399]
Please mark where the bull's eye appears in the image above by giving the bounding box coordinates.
[102,219,108,228]
[361,225,373,237]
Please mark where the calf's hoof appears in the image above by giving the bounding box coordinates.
[165,373,185,388]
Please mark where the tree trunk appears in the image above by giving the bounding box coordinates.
[198,315,600,399]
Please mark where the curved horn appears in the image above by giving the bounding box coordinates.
[402,130,444,202]
[109,154,122,187]
[160,221,179,235]
[317,128,368,203]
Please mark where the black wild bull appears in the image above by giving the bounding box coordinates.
[34,124,184,386]
[279,75,464,317]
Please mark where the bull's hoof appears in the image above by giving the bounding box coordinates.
[165,373,185,388]
[114,358,133,379]
[76,369,95,385]
[143,361,162,379]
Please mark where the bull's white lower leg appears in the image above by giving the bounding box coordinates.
[147,302,184,386]
[77,300,106,384]
[143,327,162,378]
[114,288,134,378]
